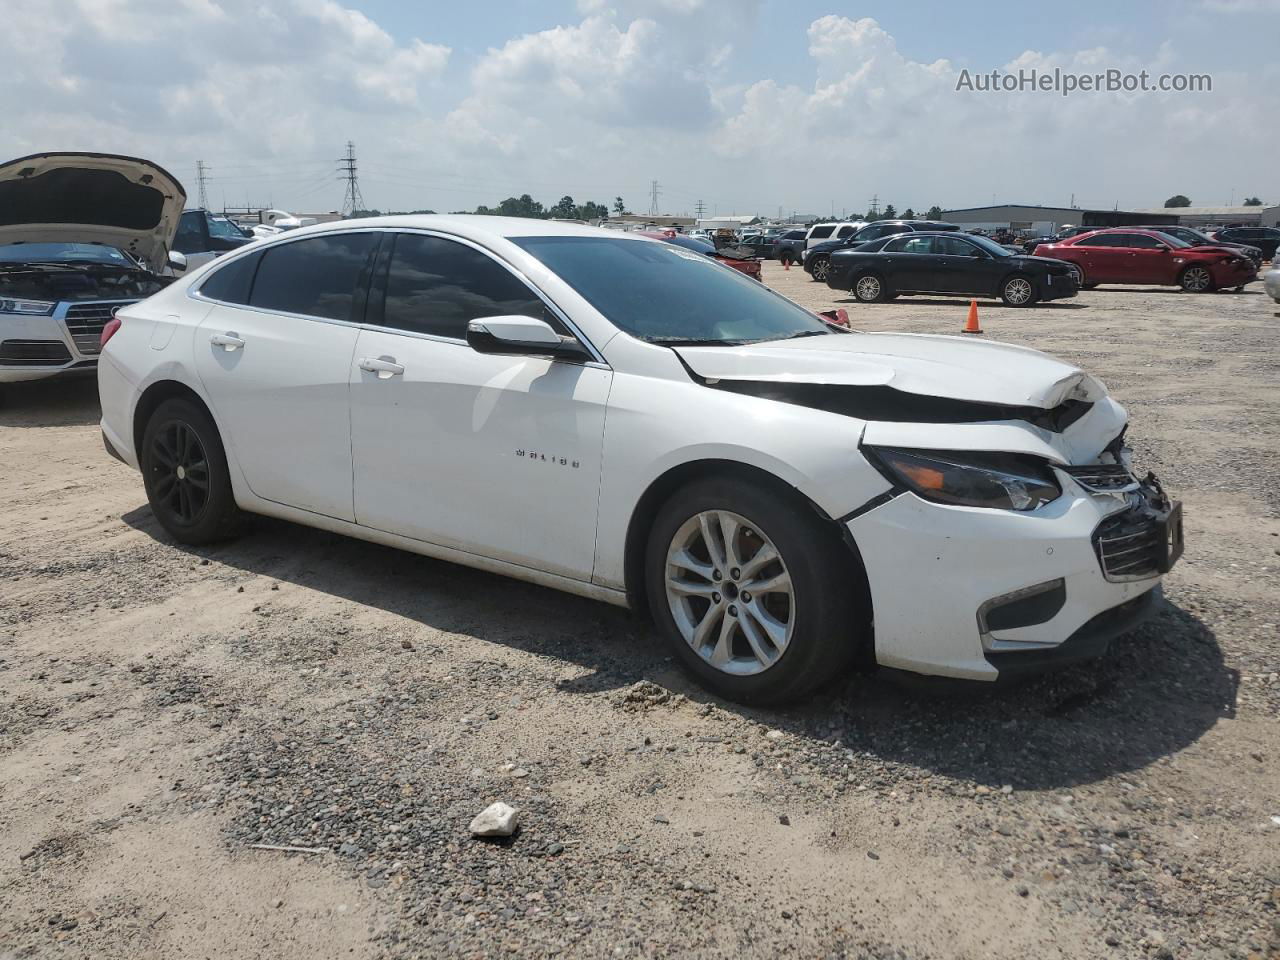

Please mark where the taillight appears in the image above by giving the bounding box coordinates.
[100,315,122,349]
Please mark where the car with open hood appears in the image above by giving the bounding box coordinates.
[0,152,186,383]
[98,216,1181,704]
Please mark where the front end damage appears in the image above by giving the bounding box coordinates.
[674,332,1182,681]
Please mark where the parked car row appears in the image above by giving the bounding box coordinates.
[802,220,962,282]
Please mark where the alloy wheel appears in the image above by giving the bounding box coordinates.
[855,275,881,301]
[811,258,829,281]
[149,421,211,524]
[664,510,794,676]
[1004,277,1033,304]
[1182,266,1211,292]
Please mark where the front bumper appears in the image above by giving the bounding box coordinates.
[0,299,133,383]
[1038,271,1079,301]
[848,473,1177,681]
[1209,260,1258,287]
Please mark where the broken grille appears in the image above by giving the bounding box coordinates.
[1093,509,1164,582]
[63,301,135,356]
[1062,463,1139,493]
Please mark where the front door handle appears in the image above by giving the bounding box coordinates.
[359,355,404,379]
[210,332,245,351]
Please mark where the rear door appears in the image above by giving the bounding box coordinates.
[1069,234,1120,282]
[878,234,935,291]
[348,231,612,581]
[193,232,379,521]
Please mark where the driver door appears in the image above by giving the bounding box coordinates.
[348,231,612,581]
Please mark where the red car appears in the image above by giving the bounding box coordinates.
[638,231,762,281]
[1034,228,1256,293]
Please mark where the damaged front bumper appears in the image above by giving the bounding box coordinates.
[848,463,1180,681]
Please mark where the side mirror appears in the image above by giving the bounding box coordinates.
[466,315,591,362]
[167,251,188,273]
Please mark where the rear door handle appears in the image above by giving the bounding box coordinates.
[210,332,245,351]
[359,355,404,379]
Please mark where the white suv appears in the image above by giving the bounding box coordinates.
[804,220,866,252]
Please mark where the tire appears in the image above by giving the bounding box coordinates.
[852,272,888,303]
[1179,265,1215,293]
[808,255,830,282]
[645,475,864,705]
[1000,274,1038,307]
[140,397,245,544]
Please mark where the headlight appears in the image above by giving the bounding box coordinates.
[866,447,1061,511]
[0,298,56,315]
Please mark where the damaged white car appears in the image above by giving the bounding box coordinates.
[0,152,186,383]
[98,217,1183,704]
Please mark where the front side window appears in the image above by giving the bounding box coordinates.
[207,215,247,242]
[935,236,980,257]
[249,232,378,322]
[1074,234,1118,247]
[379,233,547,340]
[1125,233,1169,249]
[513,236,830,345]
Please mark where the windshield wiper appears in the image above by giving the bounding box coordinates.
[648,337,748,347]
[768,330,830,341]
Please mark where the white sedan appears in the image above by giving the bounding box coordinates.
[98,216,1182,704]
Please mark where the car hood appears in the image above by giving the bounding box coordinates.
[674,332,1105,409]
[1182,244,1247,257]
[0,152,186,273]
[1011,254,1075,269]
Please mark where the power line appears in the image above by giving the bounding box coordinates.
[648,179,661,217]
[195,160,210,209]
[337,141,364,216]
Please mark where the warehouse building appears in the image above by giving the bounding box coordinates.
[1129,205,1280,229]
[941,204,1177,235]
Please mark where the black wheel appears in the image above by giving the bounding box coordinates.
[141,397,244,544]
[645,475,864,705]
[779,251,795,267]
[1000,274,1038,306]
[1082,283,1098,290]
[852,272,888,303]
[808,255,830,282]
[1179,265,1214,293]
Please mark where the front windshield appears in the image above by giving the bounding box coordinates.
[966,234,1014,257]
[0,242,134,265]
[513,236,830,344]
[207,216,248,241]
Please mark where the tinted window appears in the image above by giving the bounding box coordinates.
[199,250,261,305]
[1124,234,1168,249]
[173,211,204,254]
[381,233,547,340]
[783,231,805,240]
[513,236,829,345]
[808,226,834,240]
[666,235,716,254]
[836,226,855,239]
[935,236,981,257]
[885,235,932,254]
[249,233,378,322]
[1074,234,1119,247]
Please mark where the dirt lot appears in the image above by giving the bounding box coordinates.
[2,271,1278,960]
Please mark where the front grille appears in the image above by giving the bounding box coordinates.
[0,339,72,365]
[1093,508,1164,581]
[63,300,136,356]
[1062,463,1139,493]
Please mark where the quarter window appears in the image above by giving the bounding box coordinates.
[199,250,261,305]
[808,226,834,240]
[248,233,378,322]
[379,233,549,340]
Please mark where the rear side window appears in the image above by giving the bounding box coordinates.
[199,250,261,305]
[1074,234,1119,247]
[808,226,834,240]
[783,230,805,240]
[1126,234,1168,249]
[379,233,548,340]
[935,236,979,256]
[249,233,379,322]
[836,226,855,239]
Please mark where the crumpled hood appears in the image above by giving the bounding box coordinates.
[674,331,1106,409]
[0,152,186,273]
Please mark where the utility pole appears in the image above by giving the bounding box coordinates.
[648,180,661,217]
[694,199,705,219]
[337,141,365,217]
[868,195,879,218]
[195,160,210,209]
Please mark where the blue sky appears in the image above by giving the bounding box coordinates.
[3,1,1275,216]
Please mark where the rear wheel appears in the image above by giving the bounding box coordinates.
[1179,265,1214,293]
[141,398,244,544]
[853,273,889,303]
[646,476,863,705]
[1000,274,1037,306]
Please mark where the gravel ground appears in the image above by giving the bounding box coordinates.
[1,271,1278,959]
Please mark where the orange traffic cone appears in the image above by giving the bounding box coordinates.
[784,258,790,271]
[962,299,982,334]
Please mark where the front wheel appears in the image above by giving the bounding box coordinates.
[808,256,830,282]
[853,273,889,303]
[1179,265,1214,293]
[646,476,863,705]
[1000,274,1037,306]
[141,397,244,544]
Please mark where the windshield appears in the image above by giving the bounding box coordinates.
[513,236,830,345]
[0,242,135,265]
[665,234,716,254]
[207,216,249,241]
[966,234,1015,257]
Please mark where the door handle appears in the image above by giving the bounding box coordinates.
[210,332,245,351]
[359,355,404,379]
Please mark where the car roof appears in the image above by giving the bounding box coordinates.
[265,214,644,244]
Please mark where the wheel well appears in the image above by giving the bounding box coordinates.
[132,380,213,457]
[622,459,873,650]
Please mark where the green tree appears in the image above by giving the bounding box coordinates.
[550,195,577,219]
[1243,196,1264,206]
[1164,194,1192,208]
[613,196,626,215]
[577,200,608,220]
[497,194,544,218]
[926,205,943,219]
[902,208,915,220]
[883,204,898,219]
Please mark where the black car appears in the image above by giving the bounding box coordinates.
[1211,226,1280,260]
[1020,225,1101,255]
[737,234,779,259]
[773,229,807,264]
[1133,225,1264,268]
[827,232,1078,306]
[803,220,959,282]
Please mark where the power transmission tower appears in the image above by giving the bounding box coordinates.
[195,160,210,209]
[337,141,365,217]
[648,180,661,217]
[694,199,705,219]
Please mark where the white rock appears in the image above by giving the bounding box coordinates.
[765,730,784,740]
[470,802,519,837]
